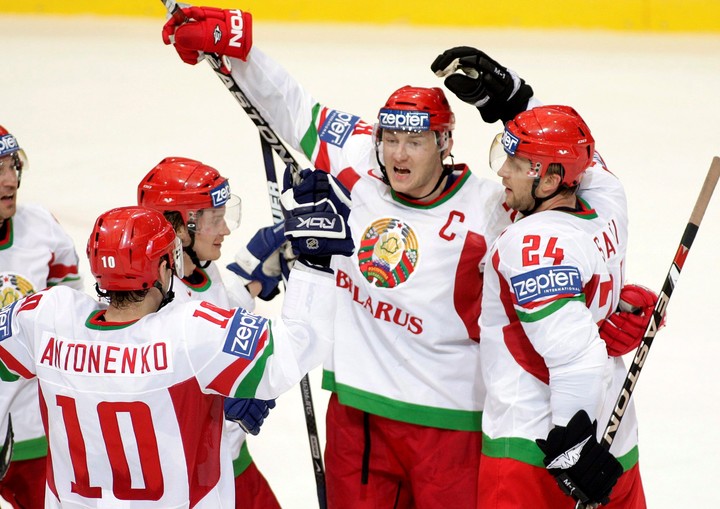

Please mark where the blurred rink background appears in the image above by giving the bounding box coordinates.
[0,1,719,507]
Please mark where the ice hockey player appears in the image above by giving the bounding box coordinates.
[0,166,352,507]
[0,124,83,509]
[162,11,655,508]
[137,156,287,508]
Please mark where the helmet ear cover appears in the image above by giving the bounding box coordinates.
[502,105,595,187]
[0,125,29,186]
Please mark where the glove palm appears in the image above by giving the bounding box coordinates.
[227,222,289,301]
[430,46,534,124]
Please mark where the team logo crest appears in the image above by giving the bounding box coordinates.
[0,272,35,307]
[358,218,418,288]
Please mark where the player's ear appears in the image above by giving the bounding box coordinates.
[538,172,562,197]
[157,258,172,287]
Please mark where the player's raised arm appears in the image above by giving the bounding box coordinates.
[162,6,373,179]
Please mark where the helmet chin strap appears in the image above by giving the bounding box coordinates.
[376,144,454,201]
[154,275,175,311]
[395,164,453,201]
[521,178,570,215]
[183,229,210,270]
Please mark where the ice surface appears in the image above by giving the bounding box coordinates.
[1,14,719,508]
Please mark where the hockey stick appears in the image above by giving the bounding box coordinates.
[160,1,302,184]
[0,415,13,481]
[259,136,327,507]
[159,3,327,507]
[577,156,720,509]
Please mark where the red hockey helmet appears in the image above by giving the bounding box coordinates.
[373,86,456,177]
[87,206,183,292]
[490,105,595,187]
[0,124,29,178]
[137,157,241,233]
[376,86,454,135]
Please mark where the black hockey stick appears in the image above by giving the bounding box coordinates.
[159,2,327,507]
[160,0,302,183]
[577,156,720,509]
[259,136,327,507]
[0,414,13,481]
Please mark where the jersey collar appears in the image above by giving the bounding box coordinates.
[85,310,139,330]
[0,218,13,251]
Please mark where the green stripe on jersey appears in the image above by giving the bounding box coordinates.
[322,370,481,431]
[0,360,19,382]
[482,434,546,467]
[390,169,471,209]
[232,441,253,477]
[12,435,48,461]
[232,329,275,398]
[299,103,322,160]
[482,433,639,471]
[47,275,81,286]
[516,295,586,323]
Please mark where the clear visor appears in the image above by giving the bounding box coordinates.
[488,133,539,178]
[0,150,27,177]
[373,125,449,167]
[489,132,509,174]
[188,194,242,235]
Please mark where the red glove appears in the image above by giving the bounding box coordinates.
[599,284,665,357]
[162,7,253,65]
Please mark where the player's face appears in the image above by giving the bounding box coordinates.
[0,155,18,222]
[496,155,537,212]
[382,130,447,201]
[192,207,230,261]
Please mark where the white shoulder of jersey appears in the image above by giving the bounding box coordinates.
[231,47,317,150]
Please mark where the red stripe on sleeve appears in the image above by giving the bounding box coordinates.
[0,346,35,379]
[206,330,269,396]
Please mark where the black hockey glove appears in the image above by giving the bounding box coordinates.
[280,166,354,273]
[430,46,534,124]
[536,410,623,506]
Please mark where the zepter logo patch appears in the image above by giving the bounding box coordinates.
[358,218,418,288]
[0,273,35,307]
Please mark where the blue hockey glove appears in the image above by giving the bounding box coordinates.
[227,222,289,301]
[224,397,276,436]
[280,166,354,272]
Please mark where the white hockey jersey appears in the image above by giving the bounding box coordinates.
[230,48,513,431]
[0,265,334,508]
[172,262,255,476]
[0,204,82,461]
[174,262,255,312]
[480,161,640,470]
